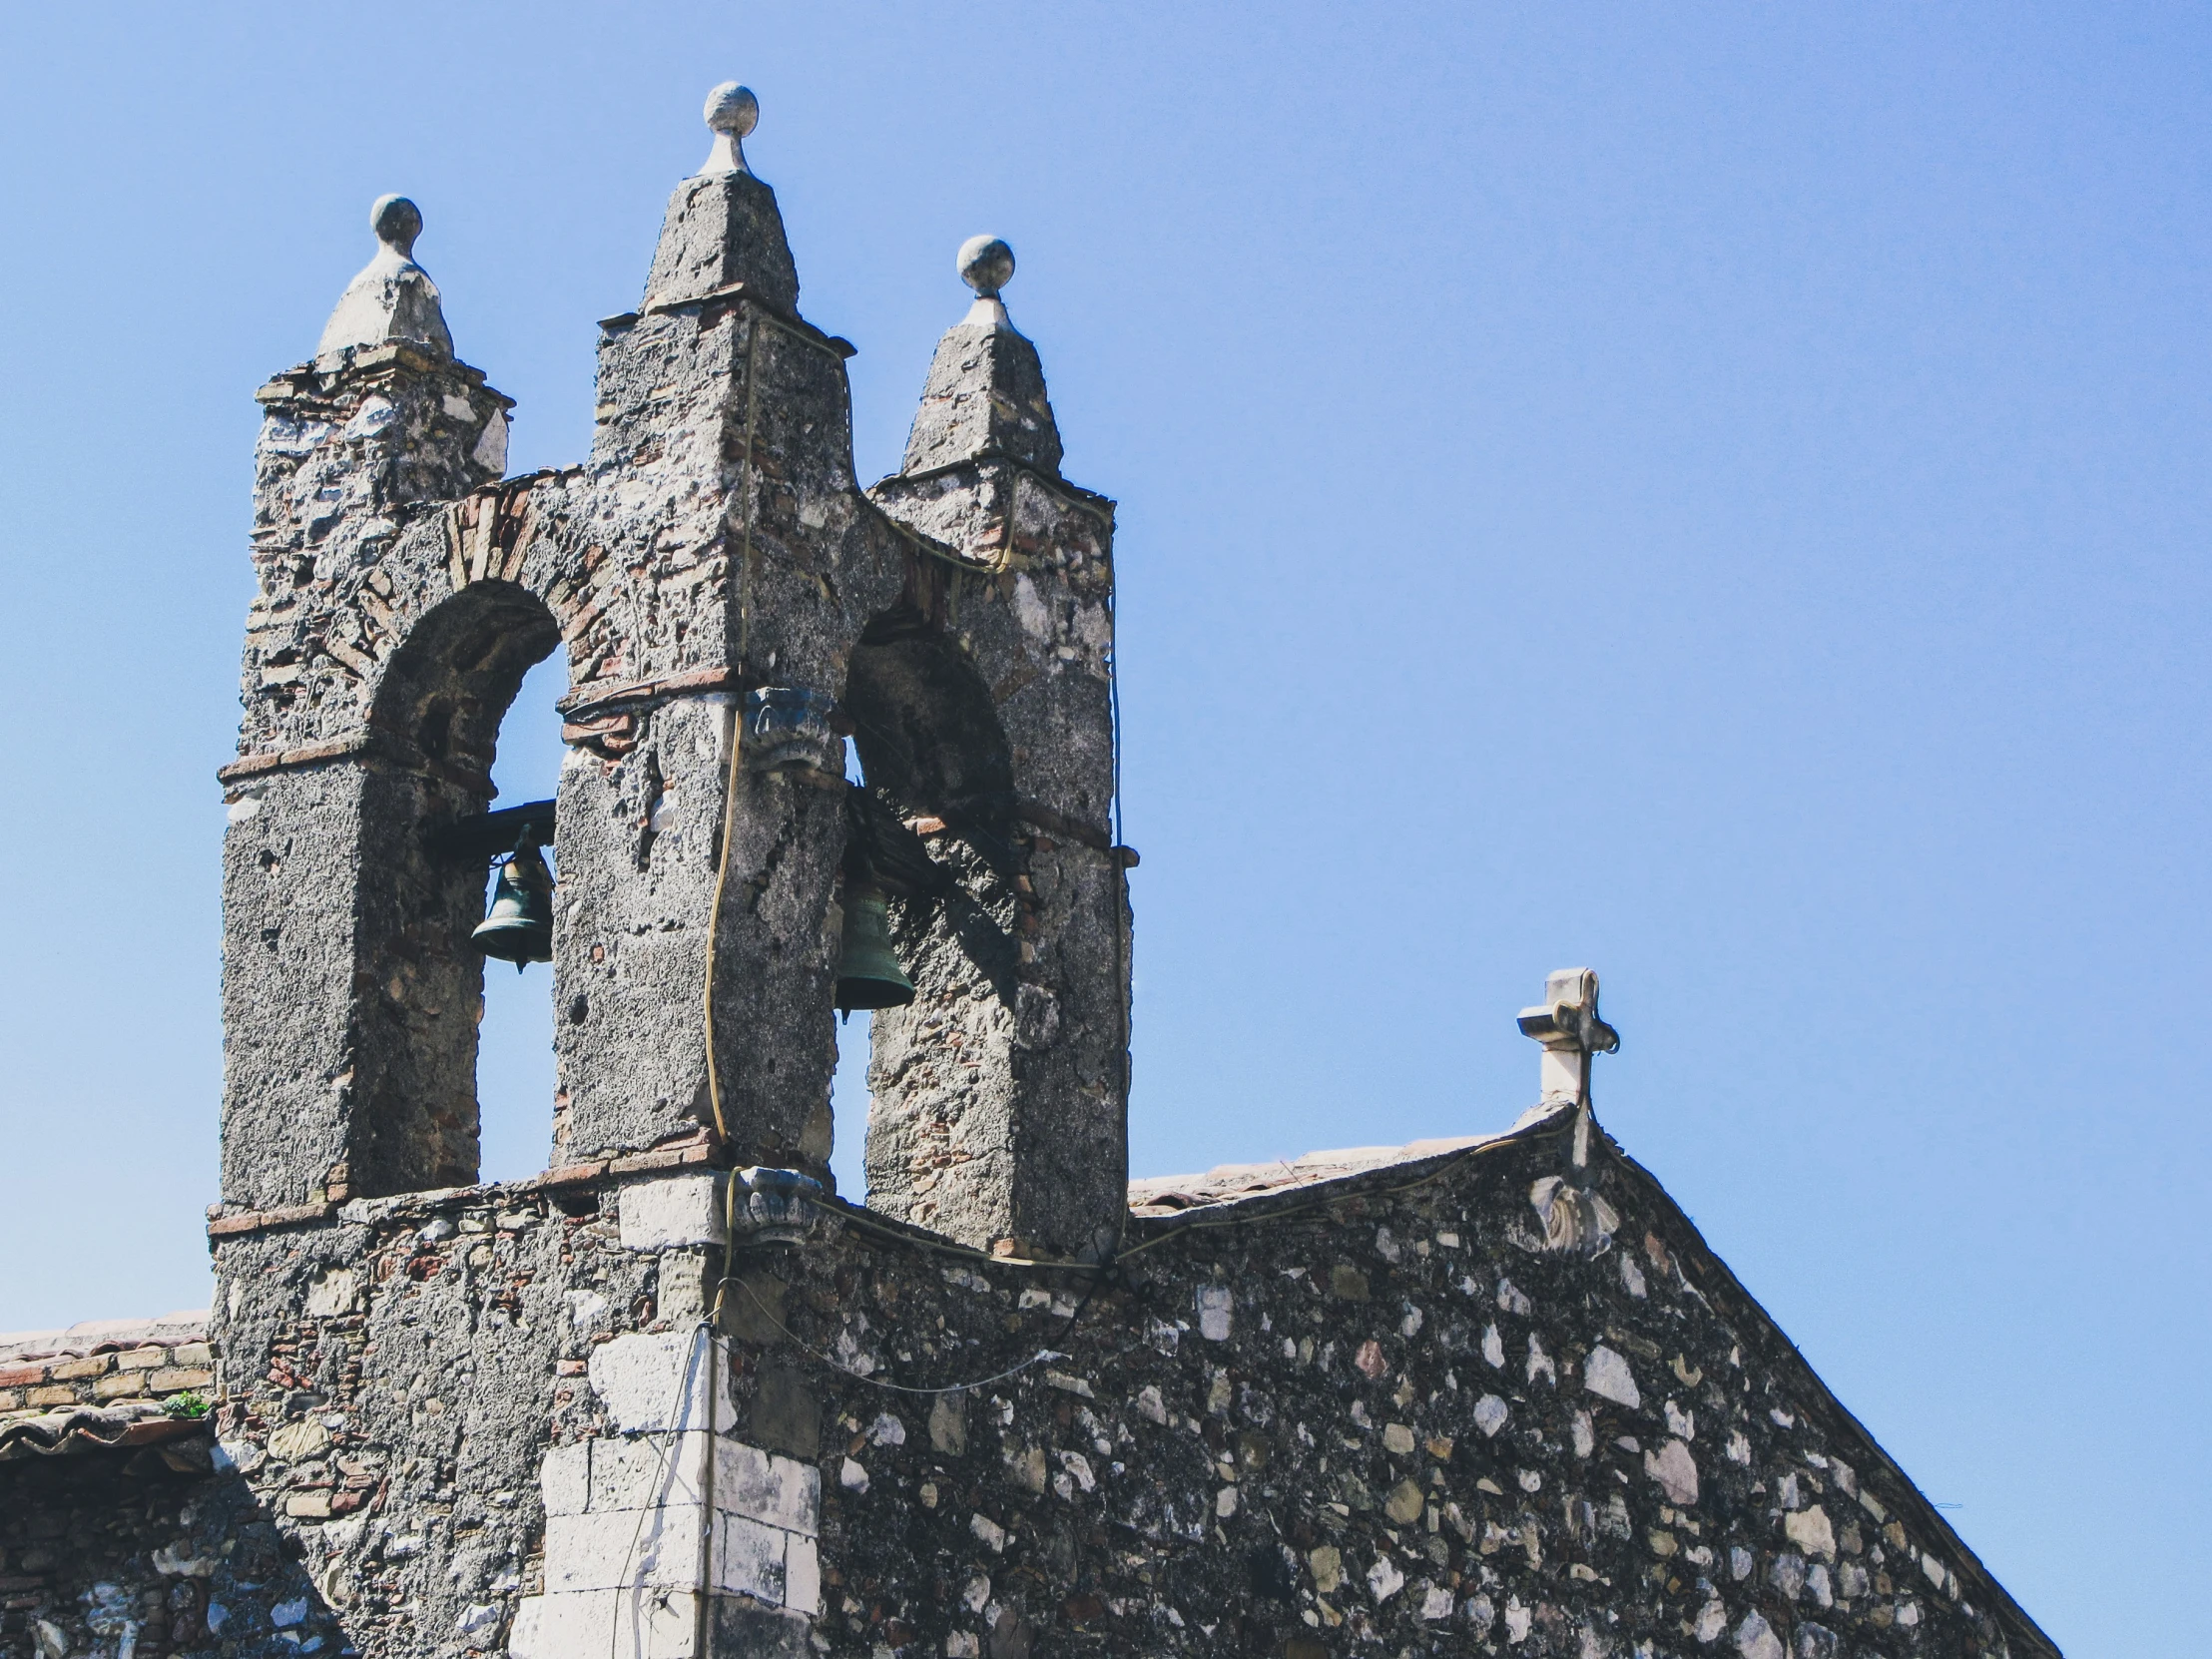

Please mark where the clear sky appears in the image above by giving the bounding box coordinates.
[1,5,2204,1652]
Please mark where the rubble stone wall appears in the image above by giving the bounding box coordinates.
[47,1110,2039,1659]
[754,1117,2050,1659]
[0,1449,242,1659]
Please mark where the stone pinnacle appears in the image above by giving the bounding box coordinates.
[315,194,451,362]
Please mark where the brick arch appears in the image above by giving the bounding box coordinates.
[370,579,566,793]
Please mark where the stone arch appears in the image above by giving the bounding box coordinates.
[839,606,1031,1238]
[842,604,1016,842]
[345,581,570,1196]
[373,579,565,786]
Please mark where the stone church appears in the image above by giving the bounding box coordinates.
[0,83,2056,1659]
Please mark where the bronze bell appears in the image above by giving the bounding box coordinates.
[473,840,554,969]
[834,883,914,1012]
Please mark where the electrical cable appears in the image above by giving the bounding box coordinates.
[677,310,763,1653]
[721,1275,1077,1398]
[701,317,766,1148]
[796,1194,1107,1272]
[608,1318,714,1659]
[1105,555,1131,1264]
[605,308,764,1659]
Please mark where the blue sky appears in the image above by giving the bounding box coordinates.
[1,5,2205,1652]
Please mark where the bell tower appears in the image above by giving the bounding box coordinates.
[216,88,1133,1262]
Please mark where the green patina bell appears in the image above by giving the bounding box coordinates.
[834,883,914,1012]
[473,842,554,969]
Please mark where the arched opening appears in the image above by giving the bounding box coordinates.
[477,651,569,1182]
[839,607,1023,1234]
[843,607,1017,842]
[364,580,566,1192]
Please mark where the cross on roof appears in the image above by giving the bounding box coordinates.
[1516,967,1619,1114]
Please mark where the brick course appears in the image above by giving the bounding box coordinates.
[0,1335,212,1424]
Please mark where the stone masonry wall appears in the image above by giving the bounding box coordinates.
[735,1113,2049,1659]
[2,1450,228,1659]
[1,1319,241,1659]
[92,1106,2052,1659]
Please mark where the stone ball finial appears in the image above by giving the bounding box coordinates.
[370,195,423,261]
[700,83,759,177]
[957,236,1015,299]
[705,82,759,137]
[317,194,450,362]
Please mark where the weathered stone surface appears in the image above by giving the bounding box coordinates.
[642,170,801,312]
[751,1361,823,1459]
[219,93,1126,1232]
[864,289,1127,1255]
[901,238,1062,475]
[899,321,1062,477]
[618,1173,727,1251]
[42,1111,2039,1659]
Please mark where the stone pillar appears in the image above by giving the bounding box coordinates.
[553,83,902,1179]
[220,197,513,1209]
[863,239,1132,1260]
[508,1172,824,1659]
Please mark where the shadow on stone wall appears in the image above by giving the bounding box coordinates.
[1,1441,343,1659]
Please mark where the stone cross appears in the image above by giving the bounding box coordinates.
[1516,966,1619,1114]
